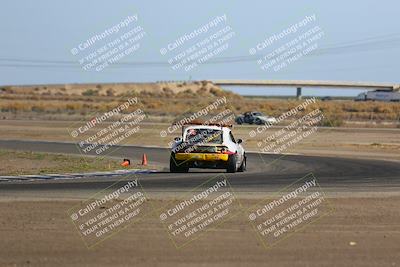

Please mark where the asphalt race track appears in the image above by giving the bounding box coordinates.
[0,140,399,193]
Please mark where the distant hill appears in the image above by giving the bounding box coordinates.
[1,81,238,98]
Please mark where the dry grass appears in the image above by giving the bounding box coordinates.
[0,149,123,175]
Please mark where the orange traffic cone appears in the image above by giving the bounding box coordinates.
[141,154,148,166]
[121,159,130,167]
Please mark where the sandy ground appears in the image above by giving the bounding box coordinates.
[0,195,399,267]
[0,120,399,162]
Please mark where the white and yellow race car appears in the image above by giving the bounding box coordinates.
[170,123,246,173]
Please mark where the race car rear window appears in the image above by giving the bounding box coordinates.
[185,129,223,144]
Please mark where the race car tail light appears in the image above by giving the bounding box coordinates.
[220,146,236,155]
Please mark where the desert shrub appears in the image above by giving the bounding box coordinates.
[123,90,139,97]
[162,87,174,96]
[184,89,194,94]
[31,105,45,112]
[197,87,208,96]
[146,102,162,109]
[177,89,196,98]
[140,90,158,97]
[6,102,30,112]
[1,87,14,94]
[373,105,392,113]
[106,89,115,96]
[82,89,98,96]
[210,87,224,97]
[66,103,80,111]
[319,115,343,127]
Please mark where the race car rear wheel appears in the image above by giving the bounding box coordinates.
[238,155,246,172]
[170,153,189,173]
[226,155,237,173]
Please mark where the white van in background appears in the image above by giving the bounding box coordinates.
[355,90,400,102]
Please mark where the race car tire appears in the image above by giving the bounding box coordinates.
[170,153,189,173]
[238,155,246,172]
[226,154,237,173]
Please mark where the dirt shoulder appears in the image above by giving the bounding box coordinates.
[0,149,161,176]
[0,196,398,267]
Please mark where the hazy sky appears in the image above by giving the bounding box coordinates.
[0,0,399,96]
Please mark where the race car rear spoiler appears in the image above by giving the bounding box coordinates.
[181,121,233,128]
[179,121,233,137]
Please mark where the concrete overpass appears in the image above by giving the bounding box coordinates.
[212,80,400,99]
